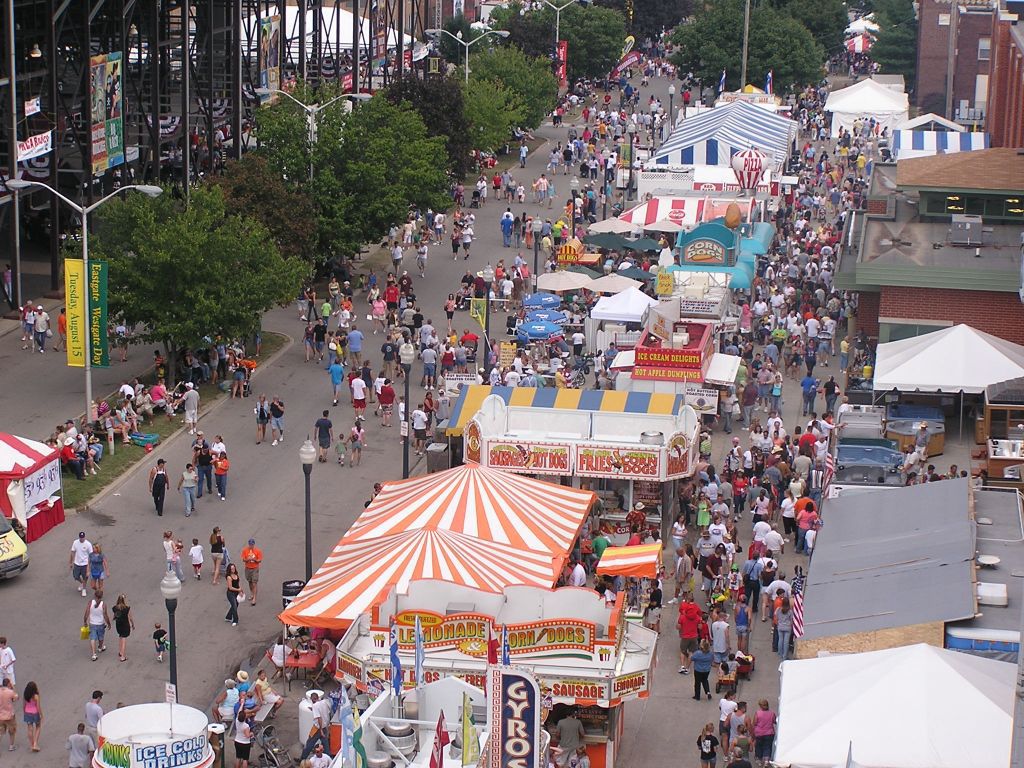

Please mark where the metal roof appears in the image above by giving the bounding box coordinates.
[801,478,978,640]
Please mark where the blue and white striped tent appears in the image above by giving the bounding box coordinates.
[891,130,989,160]
[651,100,797,167]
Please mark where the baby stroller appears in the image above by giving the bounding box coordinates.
[470,189,481,209]
[238,358,258,397]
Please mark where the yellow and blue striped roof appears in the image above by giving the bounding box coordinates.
[446,385,685,435]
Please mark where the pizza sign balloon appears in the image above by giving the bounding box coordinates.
[731,147,768,191]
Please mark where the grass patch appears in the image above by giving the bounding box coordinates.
[62,331,288,511]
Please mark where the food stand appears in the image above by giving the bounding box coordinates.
[92,703,215,768]
[557,238,603,268]
[335,580,658,768]
[0,432,65,543]
[450,386,700,545]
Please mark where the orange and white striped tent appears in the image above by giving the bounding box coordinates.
[343,463,596,554]
[278,464,597,630]
[595,543,662,578]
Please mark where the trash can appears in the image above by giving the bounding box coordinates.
[425,443,449,473]
[282,579,306,610]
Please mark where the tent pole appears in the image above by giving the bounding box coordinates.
[960,391,963,443]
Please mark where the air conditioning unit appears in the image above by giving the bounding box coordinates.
[950,214,983,246]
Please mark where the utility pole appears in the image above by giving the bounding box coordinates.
[740,0,751,89]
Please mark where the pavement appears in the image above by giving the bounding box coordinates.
[0,72,950,767]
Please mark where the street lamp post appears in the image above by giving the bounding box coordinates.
[482,262,495,339]
[667,84,676,142]
[298,439,316,582]
[626,122,637,202]
[536,0,581,55]
[402,371,411,479]
[425,28,510,85]
[569,177,580,239]
[256,89,370,182]
[6,181,162,424]
[159,567,182,698]
[531,218,544,291]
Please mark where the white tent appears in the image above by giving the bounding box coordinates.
[845,14,879,35]
[897,112,966,132]
[590,287,657,323]
[873,324,1024,394]
[824,78,909,138]
[774,644,1014,768]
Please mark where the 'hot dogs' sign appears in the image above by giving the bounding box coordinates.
[486,442,571,475]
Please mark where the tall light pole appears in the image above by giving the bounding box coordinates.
[299,439,316,582]
[482,262,495,339]
[740,0,752,90]
[569,177,580,239]
[536,0,581,56]
[256,89,371,182]
[532,218,544,291]
[667,84,676,143]
[626,122,637,202]
[402,371,411,479]
[425,28,510,85]
[160,567,182,699]
[6,181,162,424]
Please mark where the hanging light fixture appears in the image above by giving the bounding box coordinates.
[29,44,42,58]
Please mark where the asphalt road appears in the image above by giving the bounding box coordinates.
[0,72,791,767]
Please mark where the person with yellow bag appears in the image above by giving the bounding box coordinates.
[82,590,111,662]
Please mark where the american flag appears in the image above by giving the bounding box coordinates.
[823,452,835,493]
[792,589,805,638]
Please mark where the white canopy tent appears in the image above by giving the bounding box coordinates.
[774,644,1014,768]
[873,324,1024,394]
[845,14,879,35]
[590,287,658,323]
[824,78,909,138]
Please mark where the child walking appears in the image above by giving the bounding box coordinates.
[153,623,168,662]
[189,538,205,580]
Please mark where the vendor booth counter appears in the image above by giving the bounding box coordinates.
[335,581,658,768]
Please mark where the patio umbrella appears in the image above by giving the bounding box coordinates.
[582,233,630,250]
[525,309,569,324]
[536,271,594,292]
[522,292,562,309]
[588,217,635,234]
[517,321,562,341]
[625,237,663,252]
[565,263,604,279]
[617,266,656,282]
[587,273,643,294]
[647,219,685,233]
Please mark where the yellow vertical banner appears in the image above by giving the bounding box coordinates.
[469,298,486,331]
[64,258,87,367]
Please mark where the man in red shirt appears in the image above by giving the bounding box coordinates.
[677,593,702,675]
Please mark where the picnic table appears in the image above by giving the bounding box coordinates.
[284,649,320,690]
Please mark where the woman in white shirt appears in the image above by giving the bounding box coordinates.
[779,490,797,542]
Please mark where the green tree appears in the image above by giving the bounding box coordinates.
[489,2,553,61]
[594,0,693,40]
[771,0,847,56]
[463,79,526,153]
[871,0,917,88]
[437,14,474,65]
[559,5,627,81]
[671,0,822,92]
[213,153,317,261]
[468,46,558,128]
[88,186,305,376]
[384,75,473,179]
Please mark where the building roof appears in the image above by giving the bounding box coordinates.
[800,479,977,641]
[896,147,1024,192]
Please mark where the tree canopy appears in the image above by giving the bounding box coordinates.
[468,46,558,128]
[871,0,917,89]
[89,185,305,366]
[437,14,474,65]
[384,76,473,179]
[462,78,526,153]
[594,0,693,40]
[254,84,450,260]
[670,0,823,93]
[770,0,848,57]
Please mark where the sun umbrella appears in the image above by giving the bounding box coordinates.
[536,271,595,293]
[587,273,643,294]
[647,218,685,233]
[625,237,664,252]
[617,266,656,282]
[522,292,562,309]
[588,217,635,234]
[582,233,630,250]
[525,309,569,324]
[517,321,562,341]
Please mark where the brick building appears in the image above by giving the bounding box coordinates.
[987,0,1024,147]
[916,0,995,124]
[836,149,1024,344]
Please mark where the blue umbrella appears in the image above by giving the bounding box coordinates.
[522,292,562,309]
[516,321,562,341]
[525,310,569,325]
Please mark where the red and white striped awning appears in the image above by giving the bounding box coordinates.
[0,433,58,478]
[846,33,873,53]
[619,197,706,228]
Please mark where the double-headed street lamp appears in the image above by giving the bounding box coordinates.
[535,0,585,52]
[425,28,510,85]
[256,88,371,181]
[159,566,182,698]
[569,177,580,240]
[299,439,317,582]
[531,218,544,290]
[6,180,162,424]
[626,122,638,202]
[667,84,676,141]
